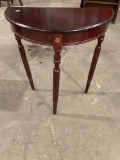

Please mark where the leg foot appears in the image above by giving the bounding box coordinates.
[19,0,23,6]
[53,102,57,115]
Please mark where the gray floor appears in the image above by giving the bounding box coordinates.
[0,0,120,159]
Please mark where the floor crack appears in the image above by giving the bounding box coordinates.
[47,116,67,160]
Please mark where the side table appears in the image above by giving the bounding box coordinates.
[5,7,113,114]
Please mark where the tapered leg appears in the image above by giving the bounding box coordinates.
[15,35,35,90]
[85,35,105,93]
[53,34,62,115]
[11,0,13,4]
[112,6,119,24]
[19,0,23,6]
[80,0,85,7]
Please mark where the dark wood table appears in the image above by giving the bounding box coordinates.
[5,7,113,114]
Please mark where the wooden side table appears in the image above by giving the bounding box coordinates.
[5,7,113,114]
[80,0,120,23]
[0,0,23,7]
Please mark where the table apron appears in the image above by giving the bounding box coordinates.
[11,23,109,46]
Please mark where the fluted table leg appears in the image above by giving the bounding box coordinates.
[15,35,35,90]
[53,34,62,115]
[85,35,105,93]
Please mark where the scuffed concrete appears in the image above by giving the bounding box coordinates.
[0,0,120,159]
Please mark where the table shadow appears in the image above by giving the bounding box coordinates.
[0,79,28,111]
[57,112,120,123]
[61,68,84,91]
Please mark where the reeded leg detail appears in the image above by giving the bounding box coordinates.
[85,35,105,93]
[15,35,35,90]
[53,34,62,115]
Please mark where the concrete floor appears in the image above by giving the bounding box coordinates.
[0,0,120,159]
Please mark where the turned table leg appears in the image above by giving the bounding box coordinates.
[85,35,105,93]
[15,35,35,90]
[53,34,62,115]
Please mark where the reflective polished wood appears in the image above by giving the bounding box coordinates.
[80,0,120,23]
[5,7,113,114]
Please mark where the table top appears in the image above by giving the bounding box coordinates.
[5,7,113,33]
